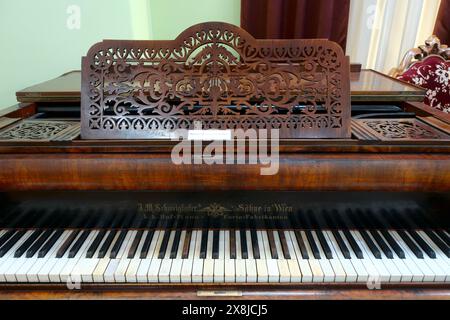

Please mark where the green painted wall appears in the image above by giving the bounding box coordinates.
[0,0,240,109]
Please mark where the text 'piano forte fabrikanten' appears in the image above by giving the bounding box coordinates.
[0,22,449,300]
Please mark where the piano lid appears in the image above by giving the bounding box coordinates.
[15,69,425,104]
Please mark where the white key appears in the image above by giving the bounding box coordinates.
[181,231,197,283]
[283,231,302,282]
[76,231,108,283]
[409,232,447,282]
[15,231,58,282]
[391,231,433,282]
[159,230,176,283]
[48,231,84,283]
[113,231,137,282]
[325,231,357,282]
[170,230,186,283]
[317,231,347,283]
[245,230,257,283]
[213,230,225,283]
[376,231,413,283]
[337,230,369,283]
[311,231,335,282]
[92,231,120,283]
[148,230,165,282]
[6,231,48,282]
[203,230,214,283]
[349,231,380,283]
[27,231,70,283]
[300,231,324,282]
[414,232,448,282]
[255,231,268,282]
[261,231,279,282]
[418,231,450,282]
[35,231,71,283]
[224,230,235,282]
[0,231,34,282]
[388,231,424,282]
[136,230,161,282]
[352,231,390,283]
[368,232,402,282]
[289,231,313,282]
[273,231,290,282]
[65,231,98,284]
[126,231,148,283]
[235,230,247,282]
[191,231,203,283]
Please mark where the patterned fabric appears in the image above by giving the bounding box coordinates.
[398,55,450,113]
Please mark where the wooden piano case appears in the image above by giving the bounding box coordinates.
[0,22,449,300]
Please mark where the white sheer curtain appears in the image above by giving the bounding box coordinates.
[346,0,441,74]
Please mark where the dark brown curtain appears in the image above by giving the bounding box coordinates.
[433,0,450,45]
[241,0,351,51]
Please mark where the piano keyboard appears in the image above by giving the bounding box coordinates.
[0,227,448,284]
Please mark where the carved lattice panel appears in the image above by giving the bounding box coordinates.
[352,118,450,141]
[81,22,351,140]
[0,120,80,142]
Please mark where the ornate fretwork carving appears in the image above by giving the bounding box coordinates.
[352,118,450,141]
[81,22,350,139]
[0,120,80,142]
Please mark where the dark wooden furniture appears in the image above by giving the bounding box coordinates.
[0,23,449,300]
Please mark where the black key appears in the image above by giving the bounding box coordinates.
[229,230,236,259]
[86,230,106,258]
[26,229,54,258]
[407,231,436,259]
[240,230,248,259]
[250,230,260,259]
[158,231,172,259]
[170,229,182,259]
[0,230,16,249]
[69,230,90,258]
[425,230,450,258]
[140,230,155,259]
[128,230,144,259]
[212,230,220,259]
[342,230,363,259]
[359,231,381,259]
[315,230,332,259]
[110,230,128,259]
[38,229,64,258]
[294,231,309,259]
[305,230,320,259]
[435,230,450,247]
[380,230,405,259]
[332,230,351,259]
[200,230,208,259]
[371,230,393,259]
[97,230,117,258]
[15,229,44,258]
[56,230,80,258]
[0,230,26,257]
[267,230,278,259]
[397,230,423,259]
[278,231,291,259]
[181,230,192,259]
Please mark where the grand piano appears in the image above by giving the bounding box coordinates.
[0,23,448,300]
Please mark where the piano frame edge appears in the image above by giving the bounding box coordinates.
[0,283,449,300]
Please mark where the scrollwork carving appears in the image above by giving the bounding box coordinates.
[81,22,350,139]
